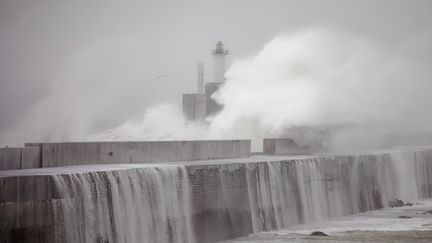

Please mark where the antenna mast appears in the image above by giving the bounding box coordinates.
[197,62,204,94]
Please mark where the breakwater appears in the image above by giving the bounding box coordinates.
[1,148,432,243]
[0,140,251,169]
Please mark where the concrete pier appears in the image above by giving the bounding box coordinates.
[1,147,432,243]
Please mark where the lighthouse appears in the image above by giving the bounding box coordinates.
[212,41,228,83]
[182,42,229,119]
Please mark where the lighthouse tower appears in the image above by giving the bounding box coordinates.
[182,42,229,119]
[203,41,228,116]
[212,41,228,82]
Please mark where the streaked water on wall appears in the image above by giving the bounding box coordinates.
[244,149,432,235]
[52,165,195,243]
[50,148,432,243]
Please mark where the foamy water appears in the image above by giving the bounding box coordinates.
[280,199,432,234]
[222,200,432,242]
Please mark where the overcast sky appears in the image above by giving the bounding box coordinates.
[1,0,431,145]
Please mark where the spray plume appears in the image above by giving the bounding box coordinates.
[22,29,432,152]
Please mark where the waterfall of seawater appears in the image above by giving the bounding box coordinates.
[48,149,432,243]
[390,151,420,201]
[245,150,432,234]
[52,165,195,243]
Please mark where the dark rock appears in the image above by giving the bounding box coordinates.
[426,210,432,214]
[398,215,412,219]
[310,231,329,236]
[389,199,404,208]
[405,202,413,206]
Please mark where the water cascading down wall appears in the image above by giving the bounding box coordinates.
[1,148,432,243]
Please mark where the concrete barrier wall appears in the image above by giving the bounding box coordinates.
[25,140,251,168]
[263,138,307,155]
[182,94,207,120]
[0,147,40,170]
[1,149,432,242]
[0,200,59,243]
[188,163,255,242]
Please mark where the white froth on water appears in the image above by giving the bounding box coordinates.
[277,199,432,235]
[220,200,432,243]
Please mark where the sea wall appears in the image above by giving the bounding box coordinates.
[263,138,305,155]
[28,140,251,168]
[0,140,250,170]
[263,138,324,155]
[1,148,432,243]
[0,147,40,170]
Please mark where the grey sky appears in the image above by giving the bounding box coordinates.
[1,0,431,144]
